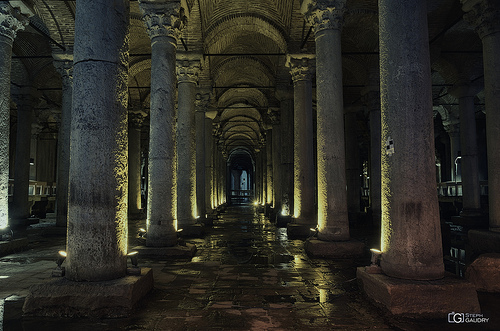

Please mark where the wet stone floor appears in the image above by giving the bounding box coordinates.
[1,205,499,330]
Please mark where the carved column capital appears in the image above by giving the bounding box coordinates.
[176,58,201,84]
[462,0,500,39]
[53,58,74,82]
[301,0,346,33]
[129,111,146,128]
[195,92,210,112]
[267,107,280,125]
[0,2,32,42]
[285,54,315,82]
[139,0,186,41]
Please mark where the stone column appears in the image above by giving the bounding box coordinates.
[128,111,145,218]
[363,91,382,225]
[379,0,444,280]
[66,0,129,281]
[140,1,185,246]
[0,3,31,228]
[286,55,315,225]
[176,56,200,230]
[462,0,500,231]
[447,125,461,182]
[302,0,349,241]
[195,93,209,218]
[12,87,39,221]
[450,82,482,215]
[276,88,294,217]
[205,111,216,212]
[269,109,281,213]
[345,107,361,221]
[266,129,273,206]
[53,55,73,227]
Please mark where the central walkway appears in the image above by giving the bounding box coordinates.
[3,205,496,330]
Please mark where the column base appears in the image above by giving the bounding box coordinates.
[305,238,365,258]
[468,229,500,255]
[132,243,197,258]
[466,253,500,293]
[357,267,480,318]
[23,268,154,317]
[287,223,315,239]
[0,237,28,257]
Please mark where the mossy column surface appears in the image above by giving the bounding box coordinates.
[462,0,500,231]
[0,3,31,229]
[140,1,185,246]
[379,0,444,280]
[66,0,130,281]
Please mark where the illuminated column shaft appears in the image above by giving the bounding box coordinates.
[128,112,144,217]
[345,108,361,217]
[367,93,382,224]
[0,4,30,228]
[266,130,273,205]
[53,57,73,227]
[302,0,349,240]
[195,93,208,218]
[271,116,281,212]
[140,1,184,246]
[261,150,266,205]
[278,92,294,215]
[455,84,481,213]
[462,0,500,231]
[66,0,129,281]
[286,55,315,222]
[12,88,38,220]
[205,116,214,211]
[379,0,444,280]
[176,58,200,226]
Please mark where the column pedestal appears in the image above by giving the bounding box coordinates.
[357,268,480,317]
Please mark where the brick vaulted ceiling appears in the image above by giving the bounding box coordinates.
[11,0,484,157]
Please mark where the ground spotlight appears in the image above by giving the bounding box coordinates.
[52,250,67,277]
[137,228,147,239]
[127,251,141,276]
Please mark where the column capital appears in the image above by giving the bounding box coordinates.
[31,122,43,138]
[285,54,315,82]
[195,92,210,112]
[267,107,280,125]
[53,57,74,82]
[139,0,186,41]
[462,0,500,39]
[176,57,201,84]
[300,0,346,33]
[129,110,146,128]
[0,2,32,42]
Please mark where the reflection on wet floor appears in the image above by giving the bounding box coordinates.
[2,205,499,330]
